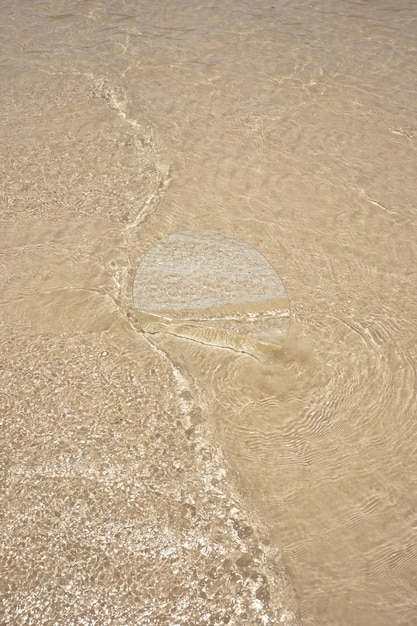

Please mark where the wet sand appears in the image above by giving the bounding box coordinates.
[1,1,417,624]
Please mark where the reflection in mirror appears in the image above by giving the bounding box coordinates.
[132,231,290,359]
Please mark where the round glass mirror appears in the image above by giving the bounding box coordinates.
[132,231,290,358]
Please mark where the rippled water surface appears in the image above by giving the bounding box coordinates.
[1,1,417,625]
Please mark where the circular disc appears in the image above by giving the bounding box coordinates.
[133,230,290,346]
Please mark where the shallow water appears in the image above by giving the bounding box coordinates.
[1,1,417,624]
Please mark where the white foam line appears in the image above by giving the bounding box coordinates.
[368,197,398,214]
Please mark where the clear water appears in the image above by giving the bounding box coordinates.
[1,1,416,624]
